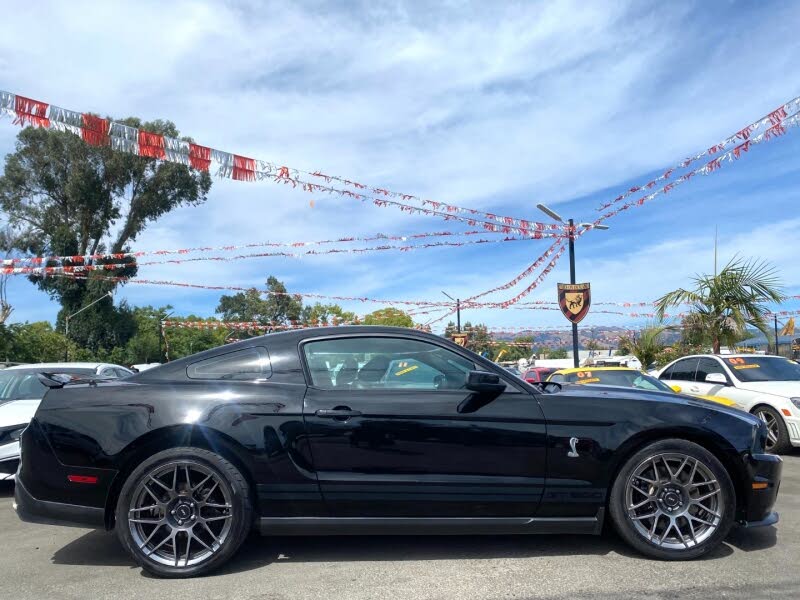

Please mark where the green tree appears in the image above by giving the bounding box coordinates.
[162,316,228,360]
[216,277,302,327]
[0,122,212,352]
[362,308,414,327]
[546,348,569,360]
[300,302,357,326]
[462,322,492,356]
[620,325,667,370]
[0,321,76,363]
[656,257,784,354]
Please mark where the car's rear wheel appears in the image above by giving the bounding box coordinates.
[609,439,735,560]
[752,406,791,454]
[115,447,252,578]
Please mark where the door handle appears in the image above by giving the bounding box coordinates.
[315,408,362,419]
[689,386,700,393]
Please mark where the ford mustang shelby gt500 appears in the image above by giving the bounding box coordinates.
[14,327,781,577]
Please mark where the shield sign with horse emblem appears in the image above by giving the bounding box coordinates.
[558,283,591,323]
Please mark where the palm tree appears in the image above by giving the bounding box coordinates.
[655,257,784,354]
[621,325,667,369]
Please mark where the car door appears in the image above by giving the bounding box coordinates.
[301,334,547,518]
[691,357,733,397]
[659,357,700,394]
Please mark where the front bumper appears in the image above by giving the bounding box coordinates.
[0,440,20,481]
[738,452,782,527]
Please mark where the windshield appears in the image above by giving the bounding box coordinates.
[725,357,800,382]
[561,369,674,392]
[0,370,48,401]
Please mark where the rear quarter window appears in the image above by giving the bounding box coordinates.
[187,347,272,381]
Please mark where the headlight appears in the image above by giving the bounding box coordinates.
[0,424,26,445]
[791,397,800,410]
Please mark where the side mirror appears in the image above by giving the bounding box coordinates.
[705,373,728,385]
[465,370,505,394]
[671,385,682,393]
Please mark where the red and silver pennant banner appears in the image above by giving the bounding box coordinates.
[0,90,559,237]
[462,239,563,304]
[161,319,358,331]
[0,261,135,276]
[0,229,518,265]
[593,112,800,223]
[596,96,800,212]
[2,234,539,268]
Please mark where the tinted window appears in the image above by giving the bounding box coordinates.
[695,358,728,383]
[665,358,698,382]
[548,373,565,383]
[187,347,271,381]
[562,369,674,392]
[303,337,474,390]
[724,356,800,382]
[0,371,47,401]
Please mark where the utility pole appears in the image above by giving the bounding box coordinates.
[774,314,780,356]
[442,291,461,333]
[567,218,579,367]
[537,205,609,368]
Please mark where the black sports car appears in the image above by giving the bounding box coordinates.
[14,326,781,577]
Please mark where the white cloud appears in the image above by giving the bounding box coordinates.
[1,0,800,328]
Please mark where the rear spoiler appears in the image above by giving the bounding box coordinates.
[37,372,105,389]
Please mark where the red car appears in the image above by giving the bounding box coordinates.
[522,367,556,383]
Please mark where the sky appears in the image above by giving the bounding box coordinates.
[0,0,799,334]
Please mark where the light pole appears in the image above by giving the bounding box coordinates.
[442,291,461,332]
[536,204,609,367]
[64,291,113,361]
[774,314,780,356]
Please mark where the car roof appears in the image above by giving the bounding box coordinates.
[6,362,118,370]
[554,366,639,375]
[667,354,781,361]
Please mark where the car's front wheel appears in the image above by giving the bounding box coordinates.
[752,405,791,454]
[115,447,252,578]
[609,439,735,560]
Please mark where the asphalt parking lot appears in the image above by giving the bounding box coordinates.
[1,454,798,600]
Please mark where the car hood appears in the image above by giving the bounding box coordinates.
[733,380,800,398]
[0,399,40,427]
[558,383,758,423]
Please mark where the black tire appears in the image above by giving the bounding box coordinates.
[115,447,253,578]
[609,438,735,560]
[751,405,792,455]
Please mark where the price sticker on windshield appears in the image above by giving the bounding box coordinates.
[727,358,760,370]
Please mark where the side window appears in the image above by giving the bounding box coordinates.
[99,368,117,379]
[659,364,674,380]
[668,358,699,382]
[548,373,565,383]
[695,358,728,383]
[187,347,271,381]
[303,337,475,391]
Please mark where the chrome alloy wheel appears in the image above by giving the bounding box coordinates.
[128,461,233,568]
[755,409,780,451]
[625,453,724,550]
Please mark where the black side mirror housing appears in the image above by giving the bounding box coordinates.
[465,370,506,394]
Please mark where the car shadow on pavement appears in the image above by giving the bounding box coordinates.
[50,524,776,576]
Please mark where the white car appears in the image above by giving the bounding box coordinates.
[656,354,800,454]
[0,362,133,480]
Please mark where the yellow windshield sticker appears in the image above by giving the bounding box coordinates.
[733,364,760,370]
[576,377,600,384]
[394,365,419,376]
